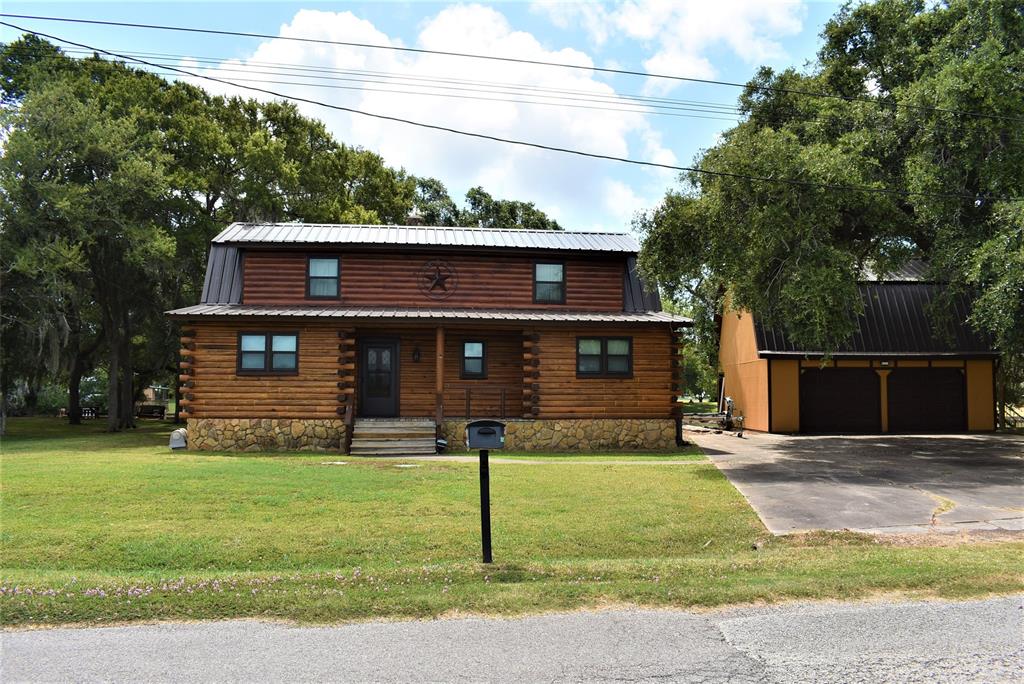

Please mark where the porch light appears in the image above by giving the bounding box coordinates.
[412,346,422,362]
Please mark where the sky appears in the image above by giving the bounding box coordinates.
[0,1,843,232]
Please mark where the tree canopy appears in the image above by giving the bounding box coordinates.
[637,0,1023,410]
[414,178,562,230]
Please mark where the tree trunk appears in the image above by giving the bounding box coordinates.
[119,308,136,429]
[67,313,83,425]
[106,324,122,432]
[24,374,40,416]
[68,360,83,425]
[0,374,8,436]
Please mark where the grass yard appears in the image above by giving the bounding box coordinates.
[677,400,719,414]
[1,418,1022,626]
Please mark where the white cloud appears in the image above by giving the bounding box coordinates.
[603,179,654,230]
[532,0,805,94]
[179,5,679,230]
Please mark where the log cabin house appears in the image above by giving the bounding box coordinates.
[719,263,998,434]
[167,223,690,453]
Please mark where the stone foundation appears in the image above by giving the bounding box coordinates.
[440,418,677,451]
[187,418,346,452]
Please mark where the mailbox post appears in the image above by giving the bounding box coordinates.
[478,448,492,564]
[465,420,505,564]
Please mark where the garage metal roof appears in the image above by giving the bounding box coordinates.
[860,258,930,282]
[167,304,688,324]
[755,283,996,357]
[212,222,640,252]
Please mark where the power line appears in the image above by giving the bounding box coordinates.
[3,22,1021,203]
[3,44,744,116]
[135,71,740,122]
[0,42,981,137]
[3,12,1023,124]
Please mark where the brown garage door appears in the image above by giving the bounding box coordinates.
[887,368,966,432]
[799,368,881,433]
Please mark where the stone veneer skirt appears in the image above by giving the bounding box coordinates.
[187,418,676,452]
[441,418,677,451]
[187,418,346,451]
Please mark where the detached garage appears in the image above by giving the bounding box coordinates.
[718,273,997,434]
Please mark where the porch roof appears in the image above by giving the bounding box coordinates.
[166,304,689,325]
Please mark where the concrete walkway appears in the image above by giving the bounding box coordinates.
[689,430,1024,535]
[399,455,705,465]
[3,596,1021,682]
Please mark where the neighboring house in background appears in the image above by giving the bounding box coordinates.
[719,263,998,434]
[167,223,689,453]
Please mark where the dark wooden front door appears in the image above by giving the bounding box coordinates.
[888,368,966,432]
[359,339,399,417]
[799,368,881,433]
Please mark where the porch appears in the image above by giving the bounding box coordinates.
[338,326,535,425]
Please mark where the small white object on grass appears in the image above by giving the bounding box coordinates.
[321,461,348,466]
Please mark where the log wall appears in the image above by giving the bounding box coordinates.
[535,327,674,419]
[181,322,674,421]
[180,322,341,419]
[241,250,624,310]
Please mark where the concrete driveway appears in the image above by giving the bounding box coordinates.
[688,431,1024,534]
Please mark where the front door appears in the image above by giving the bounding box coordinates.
[359,339,399,417]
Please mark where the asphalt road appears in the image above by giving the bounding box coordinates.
[3,596,1021,682]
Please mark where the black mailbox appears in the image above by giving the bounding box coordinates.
[465,419,506,450]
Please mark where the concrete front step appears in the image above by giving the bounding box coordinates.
[354,419,435,427]
[352,426,436,438]
[350,419,437,456]
[349,441,438,456]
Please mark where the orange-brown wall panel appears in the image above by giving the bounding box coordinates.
[719,309,769,431]
[769,359,800,432]
[966,359,995,431]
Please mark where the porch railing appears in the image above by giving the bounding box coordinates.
[448,385,519,419]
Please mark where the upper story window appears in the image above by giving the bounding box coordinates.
[461,340,487,379]
[576,337,632,378]
[238,333,298,374]
[307,257,340,298]
[533,261,565,304]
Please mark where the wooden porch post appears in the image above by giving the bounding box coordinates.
[522,330,540,418]
[435,326,445,425]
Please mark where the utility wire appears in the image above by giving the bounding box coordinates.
[136,71,740,122]
[3,22,1021,203]
[0,41,983,135]
[3,12,1023,124]
[4,44,745,115]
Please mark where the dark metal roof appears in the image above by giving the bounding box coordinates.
[860,258,930,282]
[623,255,662,313]
[167,304,689,324]
[212,222,639,252]
[199,245,243,305]
[755,283,996,357]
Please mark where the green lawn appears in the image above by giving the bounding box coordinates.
[679,400,719,414]
[1,418,1021,626]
